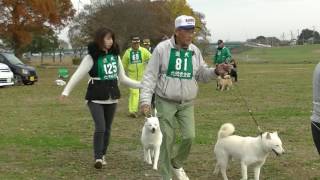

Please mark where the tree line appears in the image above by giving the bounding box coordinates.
[0,0,75,58]
[68,0,210,56]
[0,0,211,59]
[247,28,320,46]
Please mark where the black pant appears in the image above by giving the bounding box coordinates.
[311,121,320,154]
[87,101,117,159]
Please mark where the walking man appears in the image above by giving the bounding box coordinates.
[140,15,230,180]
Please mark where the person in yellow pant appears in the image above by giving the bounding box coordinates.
[122,36,151,118]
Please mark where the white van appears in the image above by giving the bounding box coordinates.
[0,63,14,86]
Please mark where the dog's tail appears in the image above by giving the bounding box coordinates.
[218,123,235,139]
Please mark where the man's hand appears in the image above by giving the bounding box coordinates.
[140,104,151,116]
[215,63,232,76]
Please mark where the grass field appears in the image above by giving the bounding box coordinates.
[1,45,320,179]
[236,44,320,64]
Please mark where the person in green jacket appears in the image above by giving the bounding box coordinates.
[122,36,151,118]
[213,40,232,64]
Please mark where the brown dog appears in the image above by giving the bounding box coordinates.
[217,75,232,91]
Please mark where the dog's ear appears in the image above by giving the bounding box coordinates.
[273,131,278,136]
[266,132,271,139]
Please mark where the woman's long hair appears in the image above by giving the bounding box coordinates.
[94,27,120,55]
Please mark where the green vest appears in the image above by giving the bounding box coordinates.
[97,54,118,80]
[130,50,142,64]
[167,48,193,79]
[214,47,231,64]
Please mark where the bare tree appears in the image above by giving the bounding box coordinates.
[70,0,210,52]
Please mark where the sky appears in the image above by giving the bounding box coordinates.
[59,0,320,42]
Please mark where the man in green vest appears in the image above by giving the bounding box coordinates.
[213,40,232,64]
[140,15,231,180]
[122,36,151,118]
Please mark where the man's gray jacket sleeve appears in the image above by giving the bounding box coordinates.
[140,47,160,106]
[194,48,217,82]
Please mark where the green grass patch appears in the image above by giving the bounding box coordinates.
[0,51,319,179]
[236,44,320,64]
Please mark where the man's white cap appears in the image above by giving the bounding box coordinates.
[175,15,195,30]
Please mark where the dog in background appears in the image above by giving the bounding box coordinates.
[141,112,162,170]
[229,59,238,82]
[217,74,233,91]
[214,123,284,180]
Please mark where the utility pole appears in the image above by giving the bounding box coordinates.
[297,29,301,44]
[281,32,285,41]
[300,29,305,45]
[313,26,316,44]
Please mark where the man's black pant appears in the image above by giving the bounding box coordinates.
[311,121,320,154]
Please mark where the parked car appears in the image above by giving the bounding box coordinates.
[0,63,14,87]
[0,53,38,85]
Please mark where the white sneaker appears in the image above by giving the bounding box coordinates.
[102,155,107,165]
[172,167,189,180]
[94,159,103,169]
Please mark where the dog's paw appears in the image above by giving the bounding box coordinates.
[152,166,158,170]
[213,165,219,175]
[144,158,152,165]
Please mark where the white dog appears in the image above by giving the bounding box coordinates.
[214,123,284,180]
[141,113,162,170]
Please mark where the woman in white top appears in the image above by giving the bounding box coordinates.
[60,27,141,169]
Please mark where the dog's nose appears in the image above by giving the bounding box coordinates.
[152,128,156,133]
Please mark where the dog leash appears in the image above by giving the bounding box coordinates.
[232,83,263,135]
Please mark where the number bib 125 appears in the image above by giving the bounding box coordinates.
[97,54,118,80]
[167,48,193,79]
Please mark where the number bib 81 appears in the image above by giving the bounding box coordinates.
[167,48,193,79]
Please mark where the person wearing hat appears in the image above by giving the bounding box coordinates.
[122,36,152,118]
[60,27,141,169]
[139,15,231,180]
[213,40,232,65]
[142,38,153,53]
